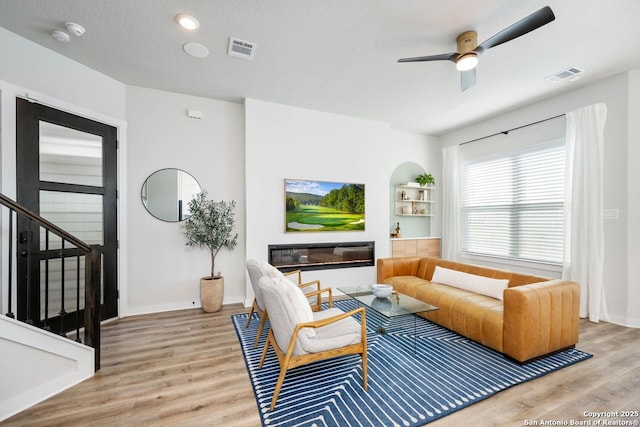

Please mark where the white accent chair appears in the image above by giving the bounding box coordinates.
[245,260,332,348]
[258,274,368,411]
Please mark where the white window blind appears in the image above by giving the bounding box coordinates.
[461,140,565,265]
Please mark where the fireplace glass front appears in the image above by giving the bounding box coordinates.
[268,241,375,272]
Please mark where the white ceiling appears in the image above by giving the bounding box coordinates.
[1,0,639,135]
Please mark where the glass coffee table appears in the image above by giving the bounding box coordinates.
[337,285,438,350]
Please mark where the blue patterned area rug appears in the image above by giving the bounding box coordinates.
[232,299,591,427]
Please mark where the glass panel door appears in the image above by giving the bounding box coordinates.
[39,191,104,248]
[16,98,118,330]
[39,121,103,186]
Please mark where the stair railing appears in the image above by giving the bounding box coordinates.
[1,192,101,370]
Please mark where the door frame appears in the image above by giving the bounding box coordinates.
[4,89,128,324]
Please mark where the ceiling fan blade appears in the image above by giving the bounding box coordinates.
[461,68,476,91]
[398,52,458,63]
[475,6,555,54]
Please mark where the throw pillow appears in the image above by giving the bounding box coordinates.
[431,266,509,300]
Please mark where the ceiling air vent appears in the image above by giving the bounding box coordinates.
[228,37,256,61]
[546,66,584,82]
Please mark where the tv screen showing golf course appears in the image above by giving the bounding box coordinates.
[285,179,365,232]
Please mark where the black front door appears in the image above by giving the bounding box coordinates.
[15,98,118,331]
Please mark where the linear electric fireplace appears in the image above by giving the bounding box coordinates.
[268,241,375,272]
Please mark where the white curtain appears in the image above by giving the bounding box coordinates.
[563,103,608,322]
[441,144,460,260]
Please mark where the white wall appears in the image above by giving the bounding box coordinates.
[0,27,127,317]
[125,86,245,315]
[244,99,439,303]
[440,71,638,327]
[0,27,125,122]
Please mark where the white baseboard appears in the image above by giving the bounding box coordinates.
[603,314,640,328]
[122,296,248,318]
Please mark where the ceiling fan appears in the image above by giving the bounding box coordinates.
[398,6,555,91]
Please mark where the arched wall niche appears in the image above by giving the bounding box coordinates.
[389,161,430,238]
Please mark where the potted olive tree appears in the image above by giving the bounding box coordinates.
[183,191,238,312]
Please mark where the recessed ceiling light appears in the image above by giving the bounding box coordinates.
[183,42,209,58]
[51,29,70,43]
[176,14,199,30]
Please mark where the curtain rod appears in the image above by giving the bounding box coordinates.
[459,113,566,146]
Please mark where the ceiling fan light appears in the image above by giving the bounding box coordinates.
[176,14,199,30]
[456,53,478,71]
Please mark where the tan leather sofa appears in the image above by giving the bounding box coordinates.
[377,256,580,363]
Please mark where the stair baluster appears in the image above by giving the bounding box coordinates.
[59,239,66,337]
[6,209,15,318]
[75,248,81,343]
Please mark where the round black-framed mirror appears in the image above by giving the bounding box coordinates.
[141,168,201,222]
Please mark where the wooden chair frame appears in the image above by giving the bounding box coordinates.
[258,306,367,411]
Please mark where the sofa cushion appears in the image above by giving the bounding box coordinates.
[382,276,430,298]
[432,266,509,300]
[415,282,504,351]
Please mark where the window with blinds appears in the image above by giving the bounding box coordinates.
[461,140,565,265]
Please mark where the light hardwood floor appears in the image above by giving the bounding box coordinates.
[4,303,640,426]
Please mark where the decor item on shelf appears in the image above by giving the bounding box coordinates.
[183,190,238,312]
[414,173,435,187]
[395,183,434,217]
[394,222,401,238]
